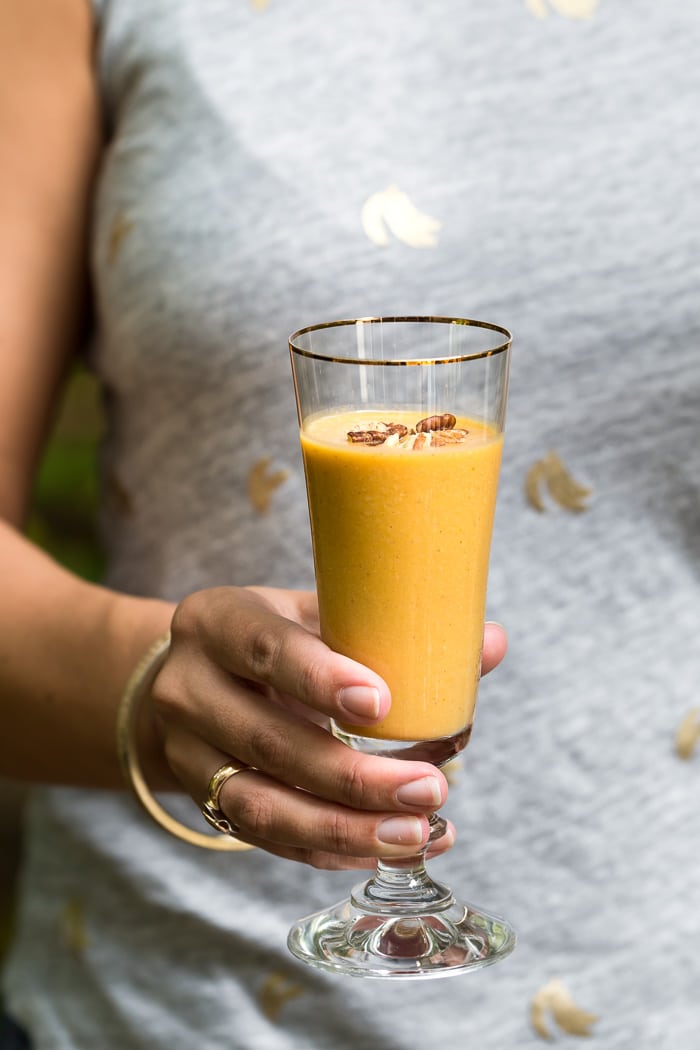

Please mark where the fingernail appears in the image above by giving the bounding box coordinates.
[376,816,425,846]
[395,776,443,808]
[338,686,380,721]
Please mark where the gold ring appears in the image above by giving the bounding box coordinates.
[201,762,251,838]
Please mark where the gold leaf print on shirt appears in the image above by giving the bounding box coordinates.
[361,185,441,248]
[58,898,89,957]
[525,451,593,513]
[258,971,306,1022]
[675,707,700,760]
[526,0,600,18]
[107,212,135,265]
[531,978,599,1040]
[248,458,289,514]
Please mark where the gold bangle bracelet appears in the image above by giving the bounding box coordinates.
[116,631,254,852]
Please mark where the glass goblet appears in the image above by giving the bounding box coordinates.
[288,317,515,978]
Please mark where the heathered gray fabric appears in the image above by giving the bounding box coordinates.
[3,1,700,1047]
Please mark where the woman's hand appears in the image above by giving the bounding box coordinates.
[152,586,507,870]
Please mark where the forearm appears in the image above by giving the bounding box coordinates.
[0,520,175,788]
[0,3,176,791]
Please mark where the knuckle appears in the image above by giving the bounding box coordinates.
[235,783,275,839]
[295,655,327,705]
[149,664,185,722]
[245,623,284,682]
[343,756,373,809]
[246,720,289,772]
[324,810,354,855]
[170,591,205,642]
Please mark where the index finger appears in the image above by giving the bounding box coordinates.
[183,587,391,727]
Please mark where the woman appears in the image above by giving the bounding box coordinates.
[1,1,698,1047]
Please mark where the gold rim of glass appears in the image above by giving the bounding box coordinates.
[288,316,512,366]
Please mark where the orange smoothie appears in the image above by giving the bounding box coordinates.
[301,409,503,742]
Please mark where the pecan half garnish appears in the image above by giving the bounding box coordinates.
[347,420,409,445]
[416,413,456,433]
[384,423,409,438]
[431,429,469,445]
[347,430,388,445]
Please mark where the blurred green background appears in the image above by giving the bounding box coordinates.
[0,364,104,966]
[25,364,105,580]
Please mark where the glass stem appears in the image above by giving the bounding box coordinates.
[353,812,452,912]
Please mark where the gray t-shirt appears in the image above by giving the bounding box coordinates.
[4,1,699,1047]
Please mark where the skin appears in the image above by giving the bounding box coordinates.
[0,0,507,871]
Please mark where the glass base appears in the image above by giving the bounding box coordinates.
[290,724,515,978]
[288,874,516,979]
